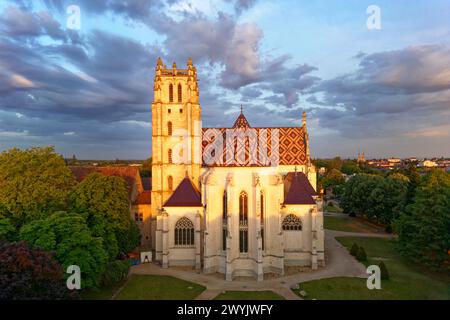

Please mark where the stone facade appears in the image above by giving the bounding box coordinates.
[150,59,325,281]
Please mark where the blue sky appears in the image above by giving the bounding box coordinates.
[0,0,449,159]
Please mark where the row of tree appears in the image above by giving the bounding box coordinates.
[339,167,449,271]
[0,147,141,296]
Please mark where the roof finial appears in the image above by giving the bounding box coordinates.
[302,111,307,127]
[240,105,243,114]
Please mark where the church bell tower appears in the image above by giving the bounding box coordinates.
[151,58,202,218]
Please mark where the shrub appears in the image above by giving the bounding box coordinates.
[378,261,390,280]
[0,241,79,300]
[356,247,367,262]
[350,243,359,256]
[100,260,130,287]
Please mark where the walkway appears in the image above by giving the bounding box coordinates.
[130,229,392,300]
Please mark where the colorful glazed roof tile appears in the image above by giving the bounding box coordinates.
[163,177,202,207]
[202,112,308,167]
[284,172,317,205]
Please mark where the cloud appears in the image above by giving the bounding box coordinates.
[311,44,450,139]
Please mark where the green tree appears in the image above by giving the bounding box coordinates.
[395,170,450,271]
[20,212,108,288]
[0,147,75,226]
[140,157,152,178]
[70,173,140,258]
[341,161,361,175]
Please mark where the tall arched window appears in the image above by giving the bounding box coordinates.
[168,176,173,191]
[168,149,172,164]
[178,83,182,102]
[169,83,174,102]
[222,191,228,251]
[174,217,194,246]
[260,191,265,250]
[239,191,248,253]
[282,214,302,231]
[168,121,172,136]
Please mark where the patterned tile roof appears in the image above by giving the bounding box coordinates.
[163,176,202,207]
[284,172,317,205]
[233,111,251,128]
[202,127,308,167]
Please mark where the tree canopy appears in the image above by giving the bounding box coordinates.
[395,170,450,271]
[20,211,108,289]
[0,147,75,226]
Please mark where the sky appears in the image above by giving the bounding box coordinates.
[0,0,449,160]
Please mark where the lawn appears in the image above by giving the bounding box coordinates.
[114,275,206,300]
[81,279,127,300]
[294,237,450,300]
[214,291,285,300]
[324,205,343,213]
[324,215,385,233]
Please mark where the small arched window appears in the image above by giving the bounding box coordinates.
[168,149,172,164]
[178,83,182,102]
[168,176,173,191]
[169,83,174,102]
[282,214,302,231]
[168,122,172,136]
[174,217,194,246]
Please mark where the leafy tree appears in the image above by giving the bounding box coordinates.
[20,212,108,288]
[0,147,75,226]
[0,241,79,300]
[140,157,152,178]
[350,243,359,256]
[70,173,140,258]
[378,261,389,280]
[395,170,450,271]
[341,161,361,175]
[0,217,16,242]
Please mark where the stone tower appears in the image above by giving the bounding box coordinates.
[151,58,202,220]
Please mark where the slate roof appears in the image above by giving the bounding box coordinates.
[141,177,152,191]
[163,176,202,207]
[284,172,317,205]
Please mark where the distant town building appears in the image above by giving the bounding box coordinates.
[357,149,365,164]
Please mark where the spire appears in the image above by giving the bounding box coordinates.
[187,57,193,66]
[302,111,307,127]
[157,57,163,66]
[233,107,251,128]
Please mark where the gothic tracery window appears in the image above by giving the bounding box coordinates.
[239,191,248,253]
[178,83,182,102]
[169,83,174,102]
[282,214,302,231]
[174,217,195,246]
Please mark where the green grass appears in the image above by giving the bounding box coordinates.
[324,216,384,233]
[114,275,206,300]
[81,279,127,300]
[214,291,285,300]
[324,205,343,213]
[295,237,450,300]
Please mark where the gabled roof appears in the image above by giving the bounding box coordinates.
[70,166,140,199]
[284,172,317,205]
[134,191,151,205]
[163,177,202,207]
[233,111,251,128]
